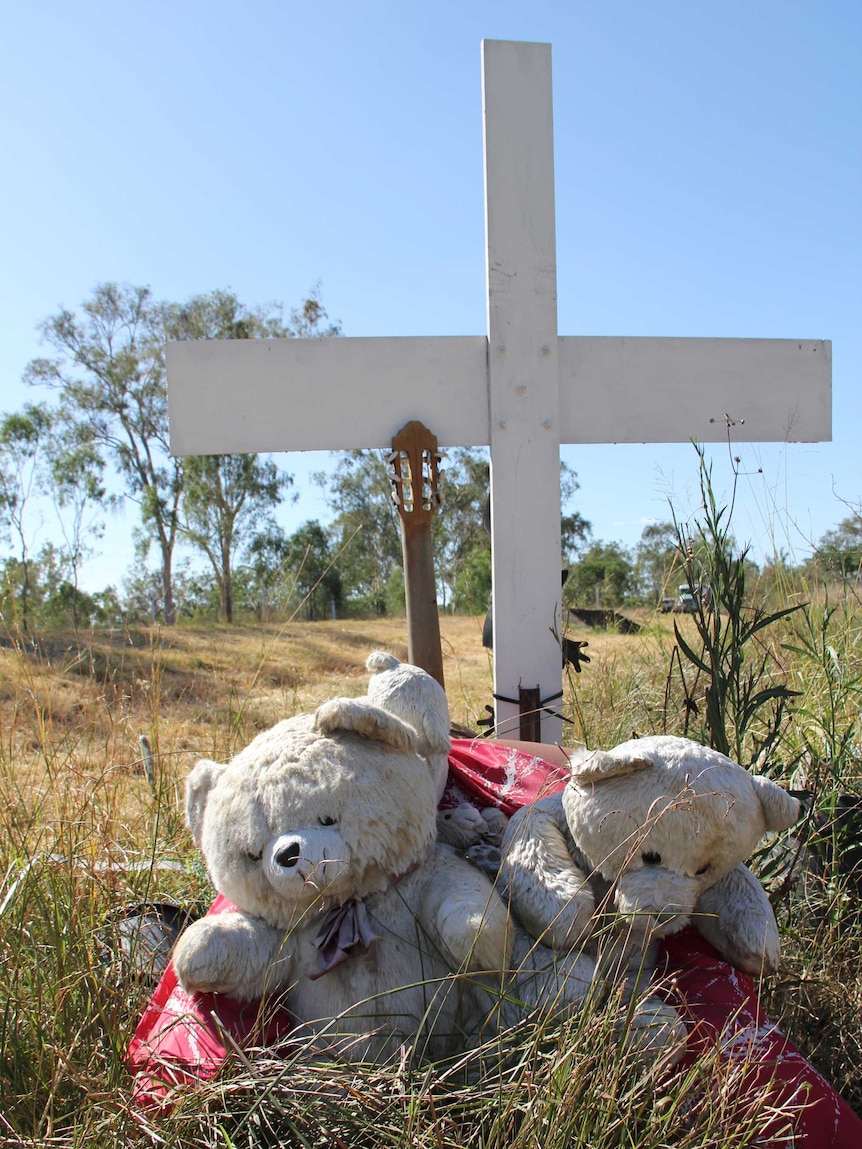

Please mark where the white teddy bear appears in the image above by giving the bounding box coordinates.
[172,695,558,1062]
[499,734,801,1059]
[363,651,508,850]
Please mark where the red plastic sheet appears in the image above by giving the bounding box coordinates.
[127,894,295,1109]
[127,739,862,1144]
[659,927,862,1147]
[443,737,571,815]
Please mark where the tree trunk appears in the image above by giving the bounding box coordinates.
[161,551,176,626]
[20,557,31,633]
[222,539,233,623]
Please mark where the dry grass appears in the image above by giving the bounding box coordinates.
[1,607,861,1146]
[0,613,689,844]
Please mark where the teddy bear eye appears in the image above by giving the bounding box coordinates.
[642,851,662,866]
[319,816,337,827]
[246,849,263,862]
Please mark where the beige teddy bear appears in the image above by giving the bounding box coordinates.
[172,696,569,1062]
[499,734,801,1060]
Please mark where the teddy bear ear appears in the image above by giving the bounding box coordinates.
[570,748,655,784]
[751,774,801,831]
[185,758,227,847]
[314,697,417,753]
[366,650,401,674]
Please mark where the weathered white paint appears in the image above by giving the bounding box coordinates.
[166,39,832,743]
[167,336,490,454]
[482,40,564,741]
[168,334,831,454]
[557,337,831,444]
[165,330,832,455]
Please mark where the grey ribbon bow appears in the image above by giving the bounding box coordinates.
[309,899,382,980]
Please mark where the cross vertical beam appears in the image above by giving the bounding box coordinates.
[483,40,563,743]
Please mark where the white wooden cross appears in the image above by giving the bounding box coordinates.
[166,40,831,744]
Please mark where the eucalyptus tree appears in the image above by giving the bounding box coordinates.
[634,521,682,605]
[26,283,339,623]
[811,516,862,580]
[0,404,52,627]
[316,448,590,616]
[282,520,343,621]
[181,453,290,622]
[0,401,110,629]
[25,284,183,620]
[45,422,110,624]
[167,288,338,622]
[315,451,402,616]
[564,541,636,608]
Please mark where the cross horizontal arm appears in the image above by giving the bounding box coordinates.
[167,336,490,456]
[558,337,831,444]
[168,333,831,459]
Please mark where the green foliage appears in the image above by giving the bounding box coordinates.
[782,591,862,788]
[1,544,123,631]
[560,460,592,559]
[381,561,407,617]
[45,421,111,610]
[432,447,491,610]
[315,450,403,616]
[450,542,492,614]
[181,453,290,623]
[25,283,183,624]
[0,404,54,628]
[314,448,590,618]
[564,541,635,608]
[809,515,862,580]
[670,446,803,764]
[23,283,338,626]
[281,519,343,621]
[633,520,681,604]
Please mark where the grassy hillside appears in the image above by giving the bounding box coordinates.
[1,607,860,1146]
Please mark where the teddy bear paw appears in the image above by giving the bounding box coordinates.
[173,933,238,997]
[466,842,502,879]
[172,916,277,1001]
[479,807,509,845]
[621,996,688,1067]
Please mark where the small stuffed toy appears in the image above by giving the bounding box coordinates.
[172,696,521,1062]
[364,651,452,801]
[363,651,507,849]
[499,735,800,1058]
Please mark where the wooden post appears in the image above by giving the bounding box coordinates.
[389,420,445,687]
[518,686,542,742]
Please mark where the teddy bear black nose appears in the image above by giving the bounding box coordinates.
[275,843,301,868]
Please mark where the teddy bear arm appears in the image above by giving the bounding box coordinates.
[622,994,689,1069]
[172,911,292,1001]
[693,863,781,974]
[419,856,514,974]
[499,799,596,951]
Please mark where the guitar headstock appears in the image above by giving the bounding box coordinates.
[389,420,443,533]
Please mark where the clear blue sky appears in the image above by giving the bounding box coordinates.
[1,1,859,591]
